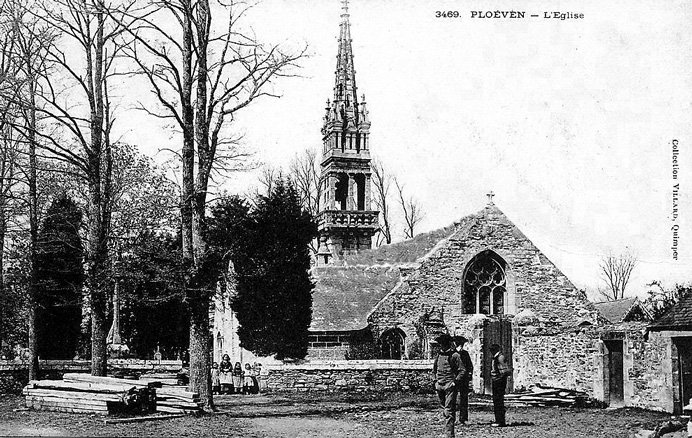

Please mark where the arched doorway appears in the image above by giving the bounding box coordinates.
[463,250,508,315]
[380,329,405,359]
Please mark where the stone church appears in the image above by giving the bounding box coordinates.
[213,0,684,412]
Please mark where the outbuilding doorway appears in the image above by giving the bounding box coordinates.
[604,340,624,406]
[673,337,692,414]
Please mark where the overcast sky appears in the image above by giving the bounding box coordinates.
[118,0,692,298]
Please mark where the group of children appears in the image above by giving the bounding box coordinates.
[211,354,262,395]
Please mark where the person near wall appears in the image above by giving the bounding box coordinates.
[219,354,233,395]
[453,335,473,425]
[489,343,512,427]
[232,362,243,394]
[256,362,268,392]
[243,363,255,394]
[211,362,221,395]
[432,334,465,438]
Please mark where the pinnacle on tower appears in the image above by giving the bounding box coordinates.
[316,0,379,265]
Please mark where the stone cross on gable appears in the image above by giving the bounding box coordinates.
[487,191,495,205]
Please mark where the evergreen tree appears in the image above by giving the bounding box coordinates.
[226,180,317,360]
[206,195,250,271]
[119,231,188,359]
[36,194,84,359]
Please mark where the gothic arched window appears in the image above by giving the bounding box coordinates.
[380,329,405,360]
[463,251,507,315]
[216,332,224,359]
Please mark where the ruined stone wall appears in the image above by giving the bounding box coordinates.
[514,329,599,395]
[265,360,433,392]
[628,331,674,412]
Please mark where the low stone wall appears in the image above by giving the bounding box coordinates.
[265,360,434,392]
[0,359,183,394]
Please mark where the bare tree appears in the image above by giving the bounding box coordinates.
[114,0,305,408]
[0,8,24,361]
[2,0,58,380]
[286,148,320,253]
[288,148,320,218]
[256,165,282,198]
[598,251,637,301]
[394,177,424,240]
[371,158,392,245]
[8,0,130,376]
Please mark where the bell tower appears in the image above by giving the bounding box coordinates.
[317,0,379,265]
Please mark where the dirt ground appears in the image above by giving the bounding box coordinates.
[0,392,677,437]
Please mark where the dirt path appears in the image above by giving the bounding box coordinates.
[0,393,675,437]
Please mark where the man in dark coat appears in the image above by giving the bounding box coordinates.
[453,335,473,425]
[489,343,512,427]
[432,334,465,438]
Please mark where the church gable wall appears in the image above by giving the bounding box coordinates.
[369,206,599,340]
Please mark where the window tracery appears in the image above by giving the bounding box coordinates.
[464,254,506,315]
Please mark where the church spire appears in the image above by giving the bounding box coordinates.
[334,0,358,117]
[324,0,369,134]
[317,0,378,265]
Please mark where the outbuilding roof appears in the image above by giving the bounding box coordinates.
[649,293,692,330]
[593,297,649,324]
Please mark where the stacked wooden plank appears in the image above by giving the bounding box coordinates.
[23,379,148,415]
[505,385,592,407]
[65,373,201,414]
[138,372,181,387]
[155,386,202,414]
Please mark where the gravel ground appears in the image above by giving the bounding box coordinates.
[0,392,675,437]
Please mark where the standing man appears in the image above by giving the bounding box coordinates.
[489,343,512,427]
[453,336,473,425]
[433,334,465,438]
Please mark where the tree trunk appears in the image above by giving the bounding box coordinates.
[27,79,39,381]
[189,300,211,409]
[87,175,107,376]
[178,0,213,410]
[188,0,213,410]
[87,4,109,377]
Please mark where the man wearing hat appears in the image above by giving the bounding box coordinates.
[489,343,512,427]
[432,334,466,438]
[453,335,473,425]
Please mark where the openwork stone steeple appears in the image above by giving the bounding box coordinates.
[317,0,378,265]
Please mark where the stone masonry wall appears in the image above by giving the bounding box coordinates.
[514,329,599,395]
[265,360,433,392]
[628,331,674,412]
[370,205,601,345]
[368,205,602,396]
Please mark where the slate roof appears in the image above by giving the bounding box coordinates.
[649,293,692,330]
[310,266,401,331]
[337,223,457,266]
[593,298,646,323]
[309,224,458,332]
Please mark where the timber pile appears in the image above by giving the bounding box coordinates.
[505,384,593,407]
[154,386,202,414]
[23,379,152,415]
[139,372,181,386]
[65,373,202,414]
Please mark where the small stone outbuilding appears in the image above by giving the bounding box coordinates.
[645,294,692,413]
